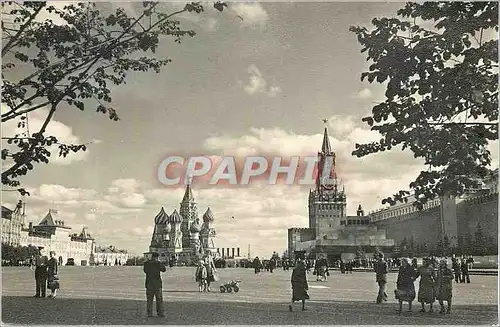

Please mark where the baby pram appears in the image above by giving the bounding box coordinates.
[219,280,241,293]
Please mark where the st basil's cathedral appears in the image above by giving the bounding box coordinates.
[148,183,217,264]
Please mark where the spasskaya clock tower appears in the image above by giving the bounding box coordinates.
[308,122,347,240]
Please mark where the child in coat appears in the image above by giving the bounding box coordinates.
[195,259,208,292]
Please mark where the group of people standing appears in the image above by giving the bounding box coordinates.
[313,256,329,282]
[31,247,60,298]
[377,255,454,314]
[452,255,471,284]
[194,253,217,292]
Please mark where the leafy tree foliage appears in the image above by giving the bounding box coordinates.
[350,2,498,209]
[1,1,227,194]
[1,243,38,264]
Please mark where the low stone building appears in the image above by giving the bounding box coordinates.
[94,245,128,266]
[1,206,96,266]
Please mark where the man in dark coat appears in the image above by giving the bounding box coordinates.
[374,253,388,304]
[460,258,470,283]
[144,252,166,317]
[451,256,461,283]
[32,247,48,298]
[253,257,262,274]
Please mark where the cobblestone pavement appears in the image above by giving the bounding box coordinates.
[2,266,498,325]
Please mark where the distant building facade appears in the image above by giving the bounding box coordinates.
[1,200,24,246]
[148,183,217,264]
[94,245,128,266]
[288,126,395,262]
[2,206,96,266]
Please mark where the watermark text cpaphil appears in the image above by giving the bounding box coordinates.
[157,155,337,186]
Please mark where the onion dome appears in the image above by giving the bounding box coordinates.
[154,207,169,224]
[203,207,215,223]
[190,219,201,233]
[169,209,183,223]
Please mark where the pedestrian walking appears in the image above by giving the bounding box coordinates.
[143,252,166,317]
[289,259,309,312]
[195,259,208,292]
[253,256,262,274]
[340,260,346,274]
[47,251,60,298]
[451,255,461,283]
[395,258,417,314]
[374,253,388,304]
[32,247,48,298]
[436,258,454,314]
[416,258,436,312]
[460,258,470,283]
[314,255,328,282]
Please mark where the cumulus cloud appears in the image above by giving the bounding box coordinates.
[231,3,268,28]
[110,178,141,194]
[355,88,373,100]
[161,2,268,32]
[38,184,98,201]
[242,65,282,97]
[1,106,91,165]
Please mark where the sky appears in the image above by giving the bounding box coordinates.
[2,2,498,258]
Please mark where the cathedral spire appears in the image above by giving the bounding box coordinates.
[182,182,195,203]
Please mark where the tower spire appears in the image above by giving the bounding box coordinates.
[182,180,195,203]
[321,119,332,154]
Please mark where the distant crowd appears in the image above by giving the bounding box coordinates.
[25,246,479,318]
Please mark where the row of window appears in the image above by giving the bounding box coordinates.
[317,204,344,210]
[340,219,370,226]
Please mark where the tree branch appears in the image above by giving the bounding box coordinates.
[427,122,498,126]
[2,3,44,56]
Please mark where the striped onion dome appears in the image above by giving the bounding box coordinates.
[202,207,215,223]
[190,219,201,233]
[154,207,169,224]
[169,209,183,223]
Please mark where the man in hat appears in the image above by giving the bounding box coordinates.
[143,252,166,317]
[32,246,48,298]
[374,252,388,304]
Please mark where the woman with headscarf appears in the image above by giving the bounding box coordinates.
[289,259,309,312]
[395,258,417,314]
[47,251,59,298]
[416,258,436,312]
[203,250,217,292]
[436,258,454,314]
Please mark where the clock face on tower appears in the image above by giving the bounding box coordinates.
[322,183,334,191]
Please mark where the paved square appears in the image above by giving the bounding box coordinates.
[2,266,498,325]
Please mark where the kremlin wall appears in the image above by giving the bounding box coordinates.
[370,171,498,252]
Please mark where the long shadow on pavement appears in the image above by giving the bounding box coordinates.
[2,296,497,325]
